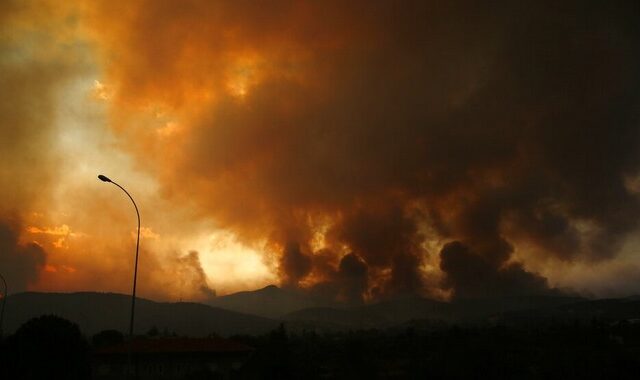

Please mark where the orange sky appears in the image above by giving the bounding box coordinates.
[2,0,640,302]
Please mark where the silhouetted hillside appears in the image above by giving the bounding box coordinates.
[4,290,638,337]
[3,292,278,337]
[283,295,585,330]
[499,297,640,325]
[199,285,587,329]
[366,295,453,324]
[451,295,586,321]
[208,285,329,318]
[284,296,451,330]
[284,307,385,330]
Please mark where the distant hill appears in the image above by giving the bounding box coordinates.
[283,295,587,330]
[451,295,586,321]
[284,306,384,330]
[283,296,452,330]
[2,292,278,337]
[498,297,640,325]
[208,285,330,318]
[4,290,638,337]
[366,295,453,324]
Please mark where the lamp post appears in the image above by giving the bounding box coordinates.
[0,272,6,338]
[98,174,140,377]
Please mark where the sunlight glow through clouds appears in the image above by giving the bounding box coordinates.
[226,55,261,99]
[192,230,276,295]
[24,70,278,298]
[6,0,640,301]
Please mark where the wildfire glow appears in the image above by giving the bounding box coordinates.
[1,0,640,302]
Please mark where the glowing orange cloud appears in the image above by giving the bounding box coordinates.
[2,0,640,302]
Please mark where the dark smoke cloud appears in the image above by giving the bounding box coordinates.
[440,240,551,299]
[0,220,46,293]
[336,253,368,304]
[308,252,369,305]
[328,203,425,297]
[88,0,640,300]
[175,251,216,300]
[279,242,312,287]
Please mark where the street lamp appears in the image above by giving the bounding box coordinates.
[0,272,6,337]
[98,174,141,339]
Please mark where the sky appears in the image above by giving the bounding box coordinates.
[1,0,640,303]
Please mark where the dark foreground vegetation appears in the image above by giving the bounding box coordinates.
[235,321,640,379]
[1,315,640,379]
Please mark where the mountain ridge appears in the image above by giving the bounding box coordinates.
[4,288,639,336]
[207,284,333,318]
[2,291,278,337]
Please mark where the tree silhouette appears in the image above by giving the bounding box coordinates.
[2,314,89,379]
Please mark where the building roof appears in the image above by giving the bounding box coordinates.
[95,337,254,355]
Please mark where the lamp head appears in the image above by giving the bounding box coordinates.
[98,174,112,183]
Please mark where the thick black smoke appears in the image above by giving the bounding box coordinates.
[327,204,426,298]
[440,240,551,299]
[0,220,47,293]
[280,242,312,287]
[90,0,640,300]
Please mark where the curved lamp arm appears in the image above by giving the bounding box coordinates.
[98,175,141,339]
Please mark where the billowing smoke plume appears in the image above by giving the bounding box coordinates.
[440,240,551,299]
[279,242,312,287]
[80,0,640,301]
[175,251,216,300]
[5,0,636,300]
[0,1,83,292]
[0,220,46,292]
[328,203,426,298]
